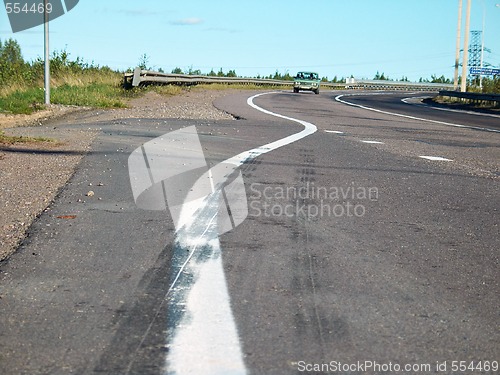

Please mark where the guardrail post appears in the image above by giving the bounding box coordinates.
[132,67,142,87]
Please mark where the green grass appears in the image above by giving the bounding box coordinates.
[0,130,56,144]
[0,82,139,115]
[0,87,45,115]
[52,83,130,108]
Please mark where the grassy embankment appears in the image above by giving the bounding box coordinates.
[0,53,138,116]
[0,38,190,119]
[0,50,134,142]
[0,40,182,143]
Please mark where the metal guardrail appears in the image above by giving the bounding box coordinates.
[438,90,500,106]
[345,79,454,91]
[124,68,454,91]
[124,68,301,87]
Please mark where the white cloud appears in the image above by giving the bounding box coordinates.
[170,18,204,26]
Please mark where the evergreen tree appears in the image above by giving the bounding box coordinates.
[138,53,150,70]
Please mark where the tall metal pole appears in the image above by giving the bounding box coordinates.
[44,0,50,105]
[454,0,463,90]
[461,0,472,92]
[479,1,485,90]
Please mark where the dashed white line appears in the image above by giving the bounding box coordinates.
[325,130,344,134]
[419,156,453,162]
[361,140,385,144]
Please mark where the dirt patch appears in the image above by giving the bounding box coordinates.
[0,104,89,130]
[0,88,235,261]
[0,131,96,261]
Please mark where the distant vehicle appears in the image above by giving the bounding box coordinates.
[293,72,320,94]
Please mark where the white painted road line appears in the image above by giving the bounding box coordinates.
[335,94,500,134]
[419,156,453,162]
[361,140,385,144]
[165,92,317,375]
[325,130,344,134]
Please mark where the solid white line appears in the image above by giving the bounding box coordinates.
[335,94,500,134]
[167,236,246,375]
[166,92,317,375]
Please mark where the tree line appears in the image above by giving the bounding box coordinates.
[374,71,499,92]
[1,39,498,94]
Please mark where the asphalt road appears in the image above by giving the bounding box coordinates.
[0,90,498,374]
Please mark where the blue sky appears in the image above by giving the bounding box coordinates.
[1,0,499,81]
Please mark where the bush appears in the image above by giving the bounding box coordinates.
[481,77,500,94]
[0,38,30,86]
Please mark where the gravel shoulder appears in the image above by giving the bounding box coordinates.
[0,89,235,261]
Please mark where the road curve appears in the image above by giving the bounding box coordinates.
[216,90,499,373]
[336,91,500,132]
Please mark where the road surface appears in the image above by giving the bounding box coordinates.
[0,90,498,374]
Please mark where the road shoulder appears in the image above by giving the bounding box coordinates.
[0,89,235,261]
